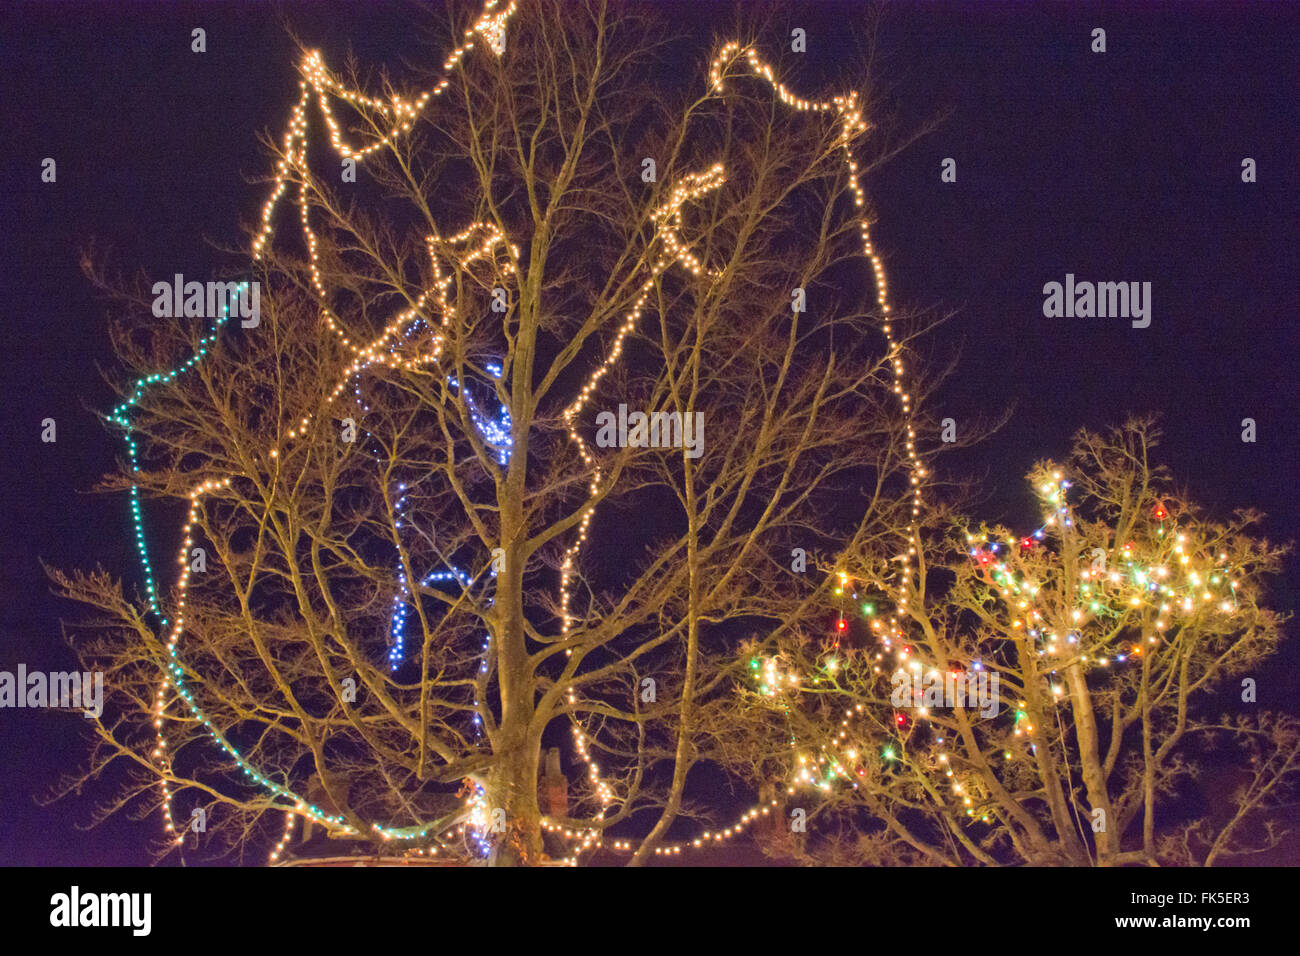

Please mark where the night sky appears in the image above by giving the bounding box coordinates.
[2,0,1296,866]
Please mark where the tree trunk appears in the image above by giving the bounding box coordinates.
[487,484,544,865]
[1065,660,1118,863]
[486,725,543,865]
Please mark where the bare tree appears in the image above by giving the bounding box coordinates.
[52,0,939,864]
[729,418,1299,866]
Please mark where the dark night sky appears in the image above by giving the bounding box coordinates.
[1,1,1296,865]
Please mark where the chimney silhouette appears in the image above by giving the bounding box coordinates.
[539,747,568,818]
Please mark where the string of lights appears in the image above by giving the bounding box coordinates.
[554,41,924,858]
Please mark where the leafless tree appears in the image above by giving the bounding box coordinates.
[728,418,1299,866]
[52,0,943,864]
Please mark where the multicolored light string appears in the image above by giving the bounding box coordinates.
[741,474,1246,830]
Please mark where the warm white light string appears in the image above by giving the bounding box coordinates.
[551,42,925,858]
